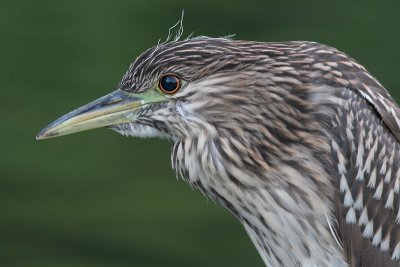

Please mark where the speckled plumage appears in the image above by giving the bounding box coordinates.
[43,36,400,267]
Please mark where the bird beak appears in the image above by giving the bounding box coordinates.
[36,89,167,140]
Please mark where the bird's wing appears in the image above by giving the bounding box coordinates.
[331,84,400,267]
[341,64,400,142]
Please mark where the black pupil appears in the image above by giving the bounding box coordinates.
[161,76,178,92]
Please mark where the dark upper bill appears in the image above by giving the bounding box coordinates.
[36,89,168,140]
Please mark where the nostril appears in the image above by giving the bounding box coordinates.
[104,97,123,106]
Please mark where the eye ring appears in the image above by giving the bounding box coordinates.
[158,74,181,94]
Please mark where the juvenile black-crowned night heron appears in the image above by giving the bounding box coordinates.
[37,36,400,267]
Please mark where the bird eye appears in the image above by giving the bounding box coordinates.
[158,74,181,94]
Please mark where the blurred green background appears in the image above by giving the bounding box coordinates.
[1,1,400,266]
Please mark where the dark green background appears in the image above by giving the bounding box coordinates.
[2,1,400,266]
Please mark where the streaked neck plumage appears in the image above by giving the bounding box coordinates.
[170,75,347,266]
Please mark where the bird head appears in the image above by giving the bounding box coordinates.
[36,37,270,142]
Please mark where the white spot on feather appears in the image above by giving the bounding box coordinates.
[364,138,379,174]
[381,235,390,251]
[337,152,347,175]
[363,220,374,238]
[346,208,356,224]
[392,242,400,260]
[358,208,368,226]
[396,204,400,223]
[354,192,363,210]
[367,168,377,188]
[395,173,400,193]
[339,175,349,192]
[344,190,354,207]
[372,227,382,246]
[373,180,384,200]
[346,113,354,142]
[385,190,394,209]
[384,168,392,183]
